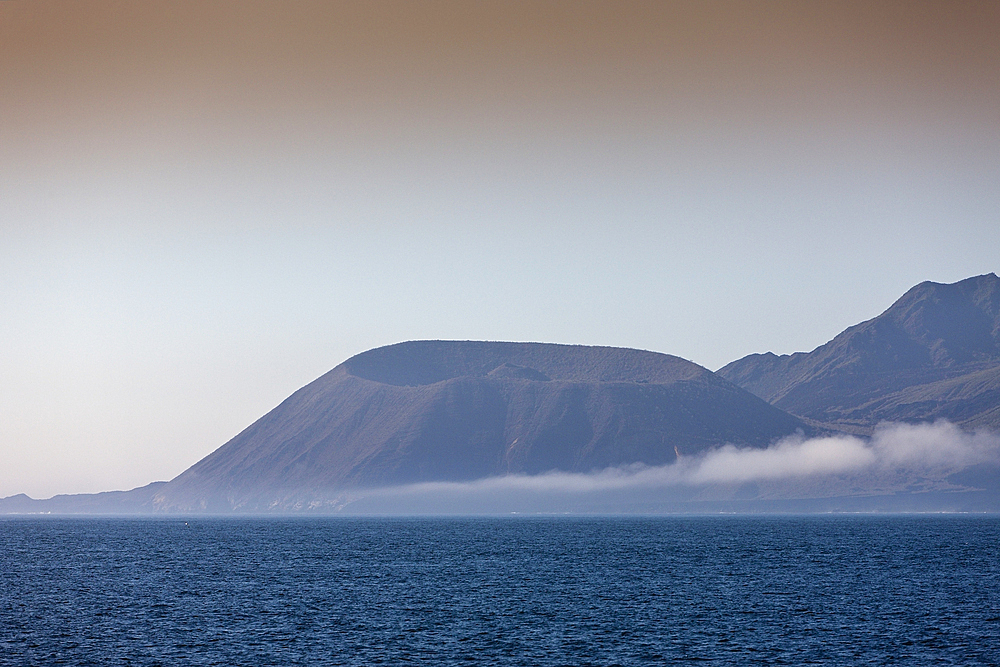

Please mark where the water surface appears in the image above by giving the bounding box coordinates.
[2,515,998,665]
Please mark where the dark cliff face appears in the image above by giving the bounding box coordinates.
[718,273,1000,429]
[153,341,807,511]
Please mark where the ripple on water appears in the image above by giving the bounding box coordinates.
[1,515,999,666]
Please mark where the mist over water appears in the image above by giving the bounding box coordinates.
[340,421,1000,513]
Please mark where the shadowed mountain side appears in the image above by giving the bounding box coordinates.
[810,363,1000,429]
[152,342,807,511]
[719,274,1000,430]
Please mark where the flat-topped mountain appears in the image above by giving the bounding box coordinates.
[719,273,1000,430]
[5,276,999,516]
[152,341,806,511]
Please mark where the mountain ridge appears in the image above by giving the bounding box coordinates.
[718,273,1000,430]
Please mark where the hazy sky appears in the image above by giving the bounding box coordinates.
[2,0,998,499]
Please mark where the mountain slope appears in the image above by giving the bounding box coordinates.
[153,341,807,511]
[719,273,1000,429]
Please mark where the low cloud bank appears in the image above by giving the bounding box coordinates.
[688,420,998,485]
[363,421,1000,501]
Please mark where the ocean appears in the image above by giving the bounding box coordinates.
[2,515,998,665]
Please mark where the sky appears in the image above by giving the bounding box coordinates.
[1,0,998,499]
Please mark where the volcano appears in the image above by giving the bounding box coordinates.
[152,341,806,511]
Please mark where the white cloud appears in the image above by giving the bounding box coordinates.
[870,420,998,468]
[356,421,1000,503]
[685,434,875,484]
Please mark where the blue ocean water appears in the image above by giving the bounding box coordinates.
[1,516,998,666]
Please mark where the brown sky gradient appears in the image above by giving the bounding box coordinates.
[3,0,998,178]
